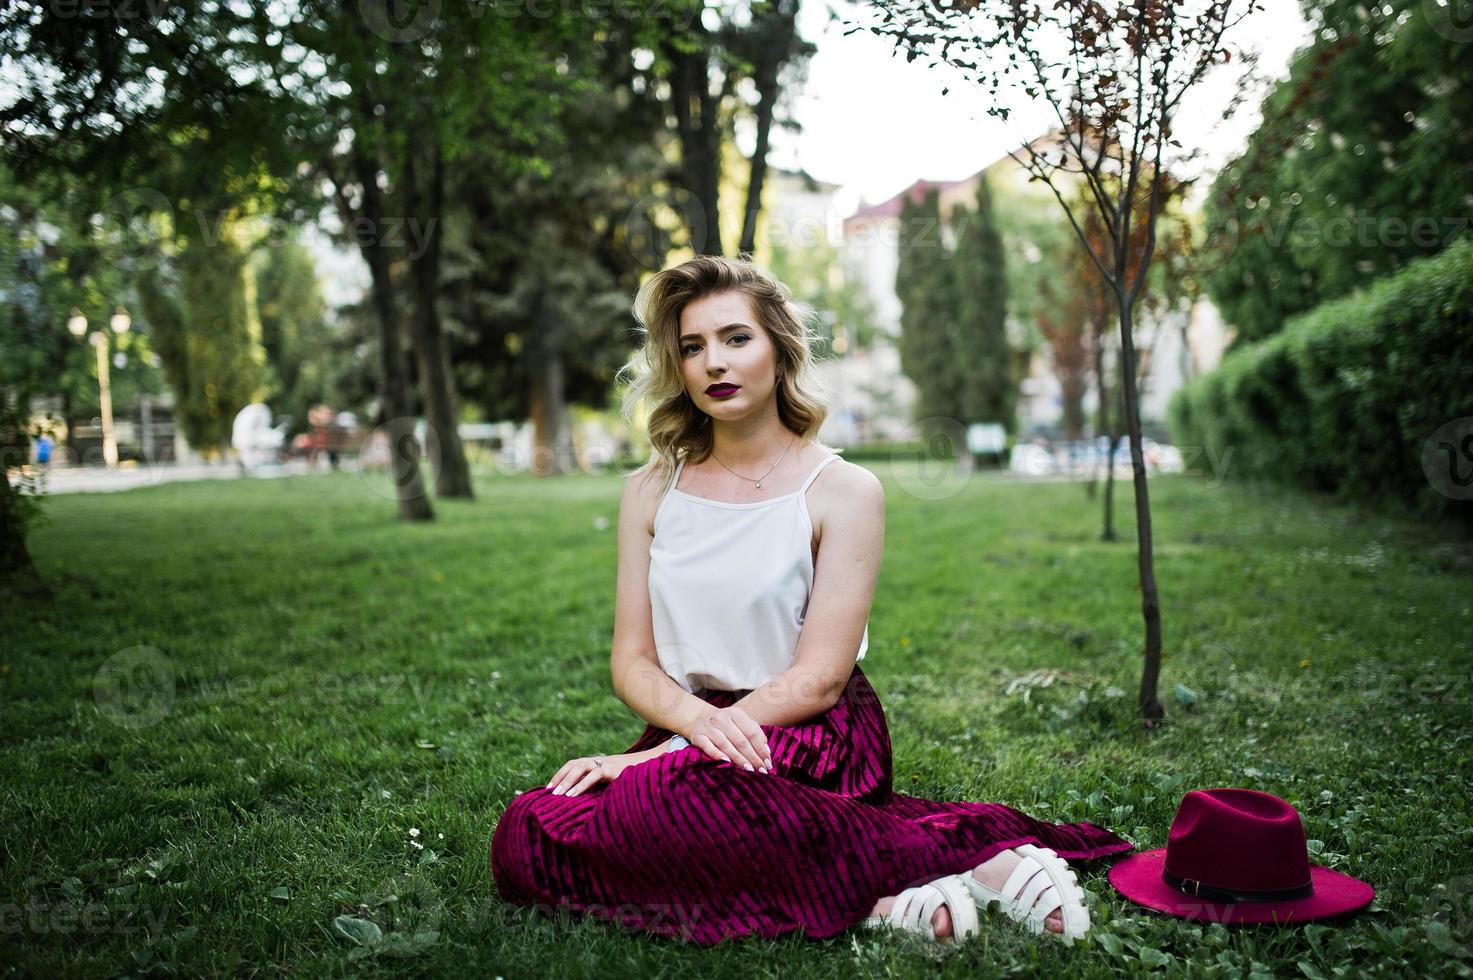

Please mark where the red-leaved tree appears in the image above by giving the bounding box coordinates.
[851,0,1258,724]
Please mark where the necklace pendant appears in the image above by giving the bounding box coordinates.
[755,481,762,489]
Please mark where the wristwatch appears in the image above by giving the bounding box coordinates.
[664,734,690,753]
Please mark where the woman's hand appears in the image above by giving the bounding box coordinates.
[545,750,651,797]
[689,705,773,773]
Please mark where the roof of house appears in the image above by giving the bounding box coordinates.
[839,125,1086,233]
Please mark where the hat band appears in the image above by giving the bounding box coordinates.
[1162,867,1314,905]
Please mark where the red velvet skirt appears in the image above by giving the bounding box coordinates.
[490,664,1136,945]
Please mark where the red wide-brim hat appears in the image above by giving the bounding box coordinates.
[1107,788,1375,925]
[1108,848,1376,925]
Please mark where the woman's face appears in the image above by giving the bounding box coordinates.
[677,290,781,418]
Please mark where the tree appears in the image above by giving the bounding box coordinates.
[0,160,171,590]
[1034,237,1094,443]
[764,233,885,356]
[654,0,817,257]
[856,0,1256,724]
[440,14,679,475]
[253,231,336,439]
[894,187,964,425]
[951,175,1016,434]
[1200,0,1473,344]
[137,214,268,457]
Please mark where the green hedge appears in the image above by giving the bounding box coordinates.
[1169,233,1473,525]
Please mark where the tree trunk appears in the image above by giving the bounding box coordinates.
[737,85,773,258]
[0,468,46,596]
[1085,317,1106,515]
[527,299,574,476]
[60,388,73,461]
[404,140,474,499]
[1061,372,1087,443]
[1116,294,1165,723]
[351,145,434,522]
[1102,432,1119,542]
[664,28,724,256]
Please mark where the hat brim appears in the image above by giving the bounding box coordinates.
[1107,848,1375,925]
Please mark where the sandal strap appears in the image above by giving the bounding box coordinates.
[867,877,979,941]
[1015,863,1056,920]
[966,845,1093,943]
[1016,844,1091,940]
[894,883,944,935]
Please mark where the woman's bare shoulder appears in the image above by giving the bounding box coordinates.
[622,463,671,538]
[810,457,884,541]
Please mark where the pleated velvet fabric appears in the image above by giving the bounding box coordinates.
[489,665,1136,944]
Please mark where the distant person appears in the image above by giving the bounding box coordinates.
[35,433,53,470]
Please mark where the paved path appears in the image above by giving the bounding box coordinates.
[14,459,332,494]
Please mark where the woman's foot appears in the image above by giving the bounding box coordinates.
[866,847,1067,939]
[969,847,1065,933]
[867,888,955,938]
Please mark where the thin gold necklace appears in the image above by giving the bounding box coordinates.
[711,435,796,489]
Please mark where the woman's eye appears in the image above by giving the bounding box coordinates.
[682,335,750,356]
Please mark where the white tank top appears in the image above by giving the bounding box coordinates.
[647,450,870,695]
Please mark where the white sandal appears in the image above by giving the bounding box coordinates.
[860,874,980,943]
[962,843,1091,945]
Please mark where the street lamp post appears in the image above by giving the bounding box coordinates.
[67,306,131,469]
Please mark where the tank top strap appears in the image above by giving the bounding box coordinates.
[799,453,842,494]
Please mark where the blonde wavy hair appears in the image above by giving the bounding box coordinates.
[616,254,841,496]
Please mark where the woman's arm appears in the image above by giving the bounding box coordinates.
[612,654,721,739]
[732,464,885,727]
[609,470,723,739]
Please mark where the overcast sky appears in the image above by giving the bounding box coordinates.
[768,0,1316,216]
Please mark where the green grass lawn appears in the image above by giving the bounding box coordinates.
[3,463,1471,977]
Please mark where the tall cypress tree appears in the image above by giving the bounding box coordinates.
[895,187,964,425]
[951,175,1015,433]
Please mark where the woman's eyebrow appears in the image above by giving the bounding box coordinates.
[680,323,752,343]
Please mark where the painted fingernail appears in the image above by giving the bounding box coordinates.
[743,762,754,771]
[552,786,563,795]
